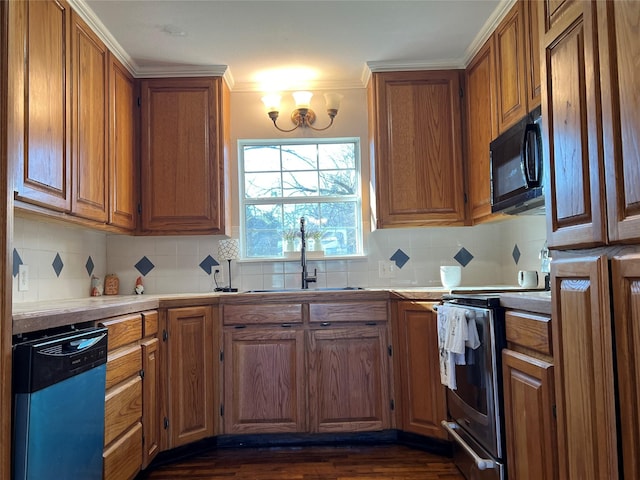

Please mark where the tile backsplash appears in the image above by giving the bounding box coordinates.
[12,214,547,303]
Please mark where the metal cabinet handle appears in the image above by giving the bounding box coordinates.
[320,322,331,327]
[441,421,496,471]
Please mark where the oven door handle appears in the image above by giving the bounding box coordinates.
[441,421,496,471]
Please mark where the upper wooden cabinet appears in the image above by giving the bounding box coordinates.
[70,11,109,223]
[541,0,640,248]
[495,0,541,135]
[140,77,229,235]
[108,54,137,231]
[8,1,137,231]
[368,70,466,228]
[465,37,497,222]
[9,0,72,212]
[597,1,640,243]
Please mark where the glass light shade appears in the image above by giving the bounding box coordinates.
[218,239,240,261]
[261,93,281,113]
[324,92,343,111]
[292,91,313,109]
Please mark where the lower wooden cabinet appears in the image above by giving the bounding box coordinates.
[502,350,555,480]
[223,327,306,434]
[308,324,391,433]
[220,300,392,435]
[163,306,215,448]
[100,310,159,480]
[502,309,557,480]
[394,301,447,439]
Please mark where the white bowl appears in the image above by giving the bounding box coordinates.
[440,265,462,288]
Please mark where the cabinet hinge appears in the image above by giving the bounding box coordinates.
[552,404,557,419]
[137,203,142,215]
[459,87,464,98]
[139,368,144,379]
[137,96,141,107]
[220,404,224,416]
[162,329,168,341]
[220,350,224,362]
[390,399,395,411]
[464,192,468,204]
[163,417,169,430]
[388,345,392,357]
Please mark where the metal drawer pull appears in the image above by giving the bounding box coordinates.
[321,322,331,327]
[441,421,495,471]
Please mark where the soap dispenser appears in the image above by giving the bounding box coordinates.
[539,242,551,290]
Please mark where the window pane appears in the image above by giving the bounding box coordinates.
[283,204,320,231]
[282,144,317,171]
[319,143,355,170]
[282,171,319,197]
[319,170,356,196]
[244,145,281,172]
[244,172,282,198]
[245,204,283,257]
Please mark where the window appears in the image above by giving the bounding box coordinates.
[239,138,362,259]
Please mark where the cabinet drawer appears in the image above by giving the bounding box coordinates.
[309,302,388,324]
[223,304,303,326]
[105,375,142,446]
[103,421,142,480]
[106,345,142,390]
[142,310,158,337]
[100,313,143,351]
[505,310,552,356]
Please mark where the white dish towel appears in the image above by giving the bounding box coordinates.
[437,304,481,390]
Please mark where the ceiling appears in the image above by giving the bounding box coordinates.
[76,0,510,92]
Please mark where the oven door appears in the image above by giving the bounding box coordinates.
[445,306,503,459]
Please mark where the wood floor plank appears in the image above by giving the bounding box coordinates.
[137,445,464,480]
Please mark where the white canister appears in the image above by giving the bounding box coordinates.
[518,270,539,288]
[440,265,462,288]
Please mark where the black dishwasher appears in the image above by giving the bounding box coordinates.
[13,326,108,480]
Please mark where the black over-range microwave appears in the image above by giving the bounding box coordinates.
[490,105,544,215]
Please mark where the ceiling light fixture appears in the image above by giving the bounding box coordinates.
[261,91,343,132]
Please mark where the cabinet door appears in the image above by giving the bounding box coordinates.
[523,0,541,110]
[611,254,640,480]
[551,256,618,479]
[141,338,160,469]
[166,306,214,448]
[140,77,226,234]
[396,302,447,439]
[465,37,497,222]
[9,0,71,211]
[223,327,306,434]
[495,1,527,133]
[70,11,108,222]
[108,54,137,230]
[597,1,640,243]
[370,70,465,228]
[540,1,606,248]
[308,325,391,433]
[502,349,556,480]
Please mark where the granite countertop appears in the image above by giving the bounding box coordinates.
[12,287,551,335]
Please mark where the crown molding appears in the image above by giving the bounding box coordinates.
[367,58,466,72]
[462,0,517,66]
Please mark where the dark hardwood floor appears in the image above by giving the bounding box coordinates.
[137,444,465,479]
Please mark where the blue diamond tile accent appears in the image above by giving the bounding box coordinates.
[85,256,95,276]
[135,256,155,276]
[454,247,474,267]
[52,253,64,277]
[199,255,220,275]
[13,249,23,278]
[390,249,410,269]
[512,244,521,265]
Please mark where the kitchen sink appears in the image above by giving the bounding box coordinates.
[244,287,365,293]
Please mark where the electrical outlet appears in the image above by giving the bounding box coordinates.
[378,260,396,279]
[18,264,29,291]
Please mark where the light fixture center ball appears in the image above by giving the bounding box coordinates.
[291,108,316,126]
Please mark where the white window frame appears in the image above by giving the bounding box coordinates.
[238,137,363,260]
